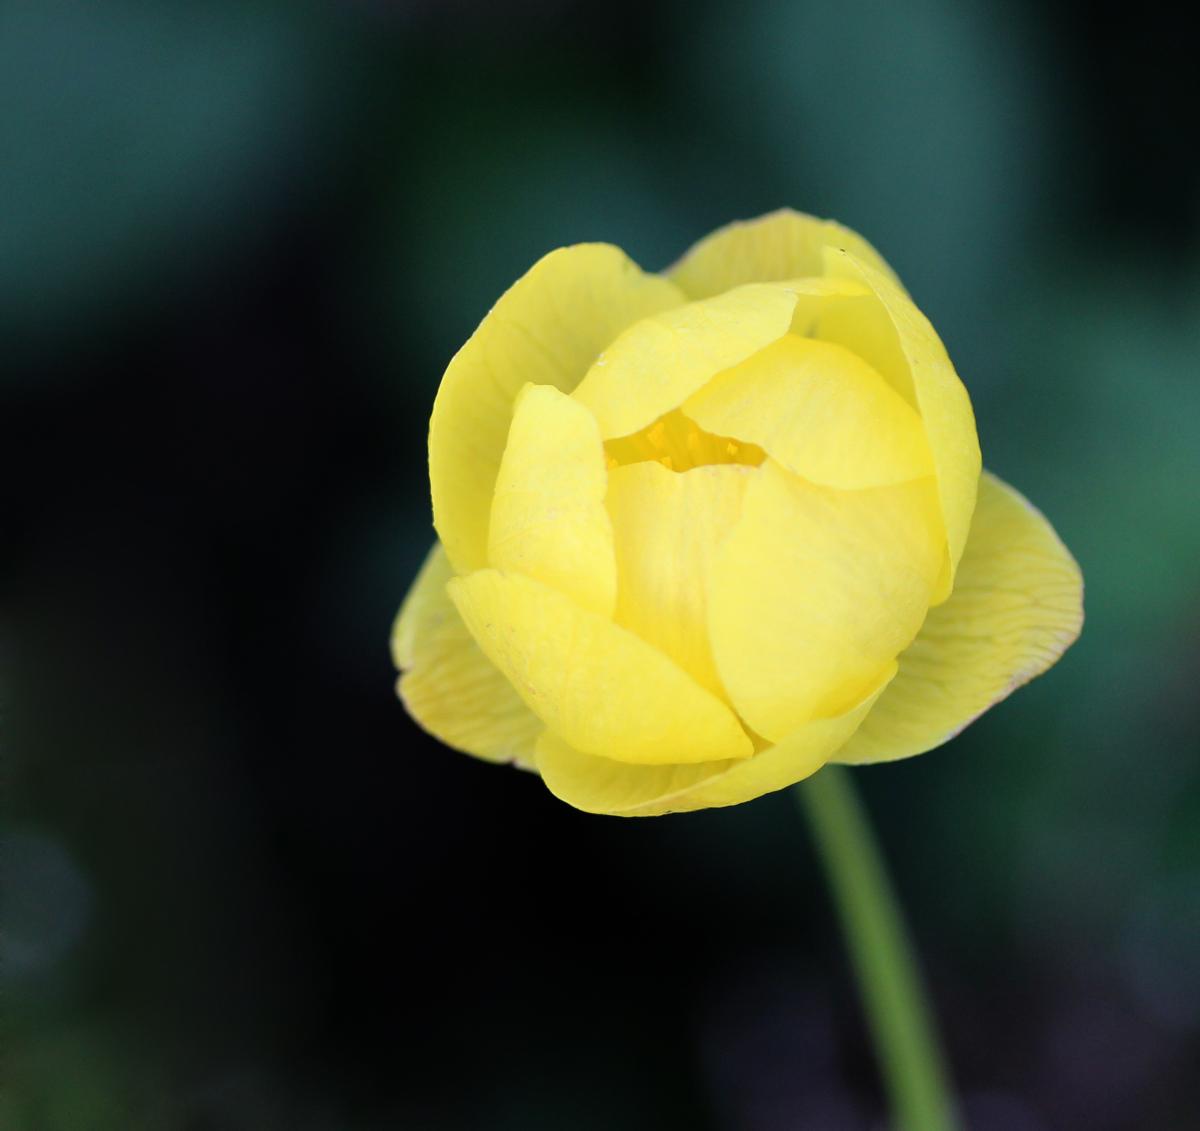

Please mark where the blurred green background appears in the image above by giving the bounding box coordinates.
[3,1,1198,1128]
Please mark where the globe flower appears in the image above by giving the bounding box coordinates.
[392,210,1082,816]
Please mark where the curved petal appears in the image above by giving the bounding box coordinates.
[684,334,934,489]
[571,282,802,440]
[606,461,753,699]
[834,471,1083,765]
[666,208,902,300]
[535,732,738,818]
[709,461,942,742]
[448,569,754,765]
[822,248,981,602]
[430,245,684,574]
[488,384,616,618]
[392,544,541,769]
[535,672,891,816]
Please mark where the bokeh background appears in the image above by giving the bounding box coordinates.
[4,1,1199,1128]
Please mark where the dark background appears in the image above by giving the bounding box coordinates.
[4,1,1199,1128]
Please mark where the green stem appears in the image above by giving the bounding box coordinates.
[797,765,959,1131]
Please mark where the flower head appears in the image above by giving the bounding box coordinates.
[392,211,1083,815]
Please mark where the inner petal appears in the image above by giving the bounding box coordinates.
[684,333,934,489]
[571,282,802,439]
[606,461,753,701]
[488,383,617,618]
[708,460,943,743]
[448,569,754,766]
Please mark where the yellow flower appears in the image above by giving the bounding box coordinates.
[392,210,1083,815]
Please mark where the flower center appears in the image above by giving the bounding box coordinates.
[603,408,766,473]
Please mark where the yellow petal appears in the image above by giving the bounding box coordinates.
[606,461,753,698]
[535,673,892,816]
[488,384,616,618]
[449,569,754,765]
[571,282,802,440]
[430,245,683,574]
[709,461,942,742]
[822,249,981,601]
[392,544,541,769]
[833,471,1084,765]
[666,208,902,300]
[684,334,934,489]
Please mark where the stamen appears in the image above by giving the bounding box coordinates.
[603,408,766,474]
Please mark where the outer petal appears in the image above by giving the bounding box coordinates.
[448,569,754,765]
[391,543,541,769]
[834,472,1083,764]
[684,334,934,490]
[535,672,892,816]
[430,244,683,574]
[666,208,902,300]
[709,462,942,742]
[488,384,616,618]
[606,461,752,699]
[571,282,802,440]
[822,249,981,602]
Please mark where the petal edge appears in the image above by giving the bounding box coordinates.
[431,245,683,574]
[393,544,542,769]
[449,569,754,766]
[666,209,902,299]
[833,471,1083,765]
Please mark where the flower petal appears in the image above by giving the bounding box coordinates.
[571,282,803,440]
[822,248,981,602]
[430,245,683,574]
[606,461,753,699]
[684,333,934,489]
[833,471,1084,765]
[391,543,541,769]
[488,383,616,618]
[449,569,754,765]
[535,673,891,816]
[709,461,943,742]
[666,208,901,300]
